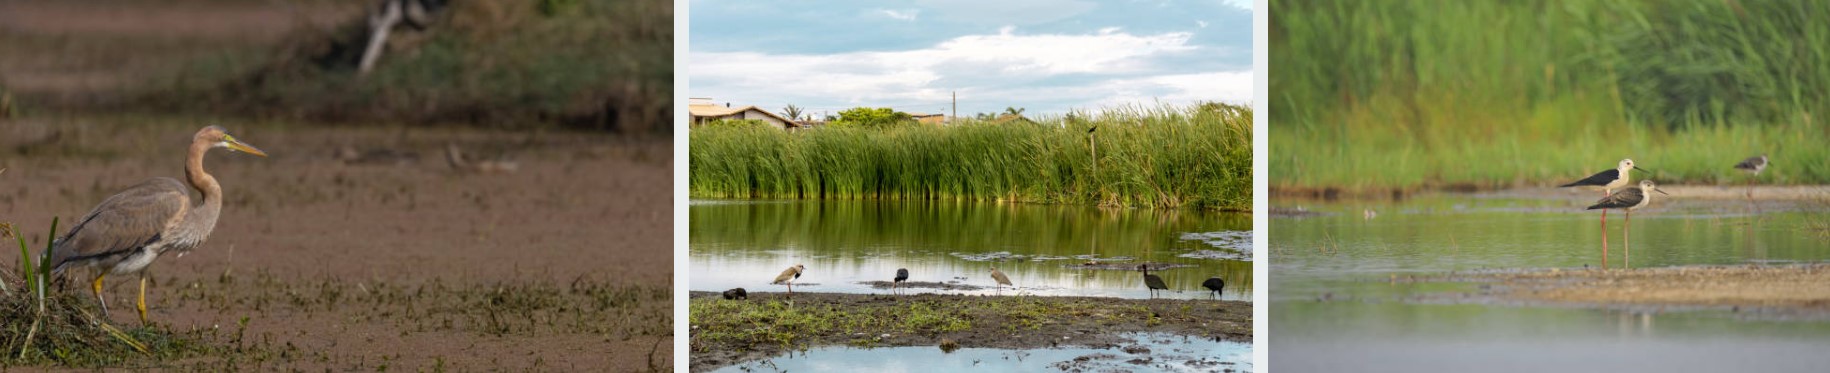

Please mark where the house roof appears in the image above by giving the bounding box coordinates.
[689,103,799,127]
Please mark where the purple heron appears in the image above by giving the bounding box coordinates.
[47,125,267,325]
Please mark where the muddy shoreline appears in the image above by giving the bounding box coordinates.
[1405,264,1830,318]
[687,291,1249,372]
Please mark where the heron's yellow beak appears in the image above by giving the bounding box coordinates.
[223,135,268,157]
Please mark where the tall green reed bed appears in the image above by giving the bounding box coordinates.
[1272,0,1830,192]
[690,104,1251,211]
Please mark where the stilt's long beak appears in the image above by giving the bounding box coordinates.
[1633,166,1651,174]
[1655,189,1670,195]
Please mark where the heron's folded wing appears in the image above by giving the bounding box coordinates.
[49,178,189,271]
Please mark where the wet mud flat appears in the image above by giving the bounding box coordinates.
[687,291,1249,372]
[2,119,673,370]
[1409,264,1830,318]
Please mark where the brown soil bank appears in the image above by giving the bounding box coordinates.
[1,118,672,370]
[1421,264,1830,315]
[686,291,1249,372]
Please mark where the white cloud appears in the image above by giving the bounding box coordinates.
[877,9,919,21]
[909,0,1096,25]
[691,28,1239,114]
[1086,71,1255,108]
[1220,0,1252,10]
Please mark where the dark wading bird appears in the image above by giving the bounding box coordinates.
[1587,180,1667,269]
[1560,158,1646,268]
[47,126,267,325]
[1139,264,1168,298]
[722,288,748,300]
[989,266,1012,293]
[893,268,909,295]
[773,264,805,295]
[1734,154,1768,199]
[1203,277,1225,300]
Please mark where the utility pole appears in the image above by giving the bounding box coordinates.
[951,91,957,124]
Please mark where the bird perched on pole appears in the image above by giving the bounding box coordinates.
[773,264,805,295]
[48,125,267,325]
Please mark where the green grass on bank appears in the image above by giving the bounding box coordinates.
[1271,0,1830,192]
[689,104,1252,211]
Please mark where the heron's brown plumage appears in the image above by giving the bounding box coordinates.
[48,178,191,273]
[44,125,265,324]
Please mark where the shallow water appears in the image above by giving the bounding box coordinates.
[690,199,1252,300]
[711,332,1250,373]
[1271,191,1830,371]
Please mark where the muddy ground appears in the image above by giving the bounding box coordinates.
[686,291,1249,372]
[1406,264,1830,318]
[2,119,672,370]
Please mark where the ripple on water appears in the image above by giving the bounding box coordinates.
[712,332,1250,373]
[1180,230,1252,261]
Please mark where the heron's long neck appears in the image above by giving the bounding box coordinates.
[184,141,223,209]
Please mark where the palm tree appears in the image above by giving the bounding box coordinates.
[781,104,806,122]
[1003,107,1026,116]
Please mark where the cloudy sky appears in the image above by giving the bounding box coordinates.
[689,0,1252,118]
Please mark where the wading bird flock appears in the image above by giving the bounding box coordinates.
[743,262,1228,300]
[1563,155,1765,268]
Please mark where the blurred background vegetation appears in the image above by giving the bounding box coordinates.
[0,0,670,132]
[1272,0,1830,193]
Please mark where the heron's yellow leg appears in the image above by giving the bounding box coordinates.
[137,274,149,326]
[92,274,110,316]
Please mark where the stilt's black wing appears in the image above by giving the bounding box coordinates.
[1734,156,1766,171]
[1561,169,1621,188]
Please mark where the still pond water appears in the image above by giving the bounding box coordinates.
[690,199,1252,300]
[711,332,1250,373]
[1271,190,1830,372]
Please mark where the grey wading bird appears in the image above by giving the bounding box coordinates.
[773,264,805,295]
[1586,180,1667,269]
[1203,277,1225,300]
[1734,154,1768,199]
[48,126,267,325]
[1140,264,1169,298]
[1561,158,1647,268]
[893,268,909,295]
[989,266,1012,293]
